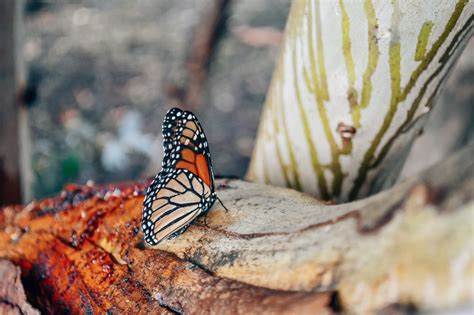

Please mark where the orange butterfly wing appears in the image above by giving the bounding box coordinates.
[175,149,212,188]
[166,114,214,190]
[141,108,217,245]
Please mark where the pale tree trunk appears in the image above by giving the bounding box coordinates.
[247,0,473,201]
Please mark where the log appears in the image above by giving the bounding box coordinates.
[1,144,473,314]
[0,185,333,313]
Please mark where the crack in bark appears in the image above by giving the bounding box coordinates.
[193,181,463,242]
[194,203,393,240]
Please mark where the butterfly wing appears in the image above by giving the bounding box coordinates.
[142,108,217,245]
[142,168,214,245]
[161,108,183,173]
[162,108,215,191]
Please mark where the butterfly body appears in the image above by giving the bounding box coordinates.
[142,108,218,246]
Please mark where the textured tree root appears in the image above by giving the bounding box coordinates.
[0,145,473,314]
[0,182,333,314]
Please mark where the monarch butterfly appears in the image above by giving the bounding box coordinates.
[141,107,227,245]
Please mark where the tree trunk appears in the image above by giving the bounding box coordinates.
[247,0,473,201]
[0,0,32,205]
[0,0,21,205]
[1,143,473,314]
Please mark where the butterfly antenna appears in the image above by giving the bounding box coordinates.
[216,197,229,212]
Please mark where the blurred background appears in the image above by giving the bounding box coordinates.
[20,0,290,200]
[0,0,472,203]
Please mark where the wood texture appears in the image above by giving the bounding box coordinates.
[0,181,333,314]
[0,145,472,314]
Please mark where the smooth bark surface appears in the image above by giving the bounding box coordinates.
[247,0,473,201]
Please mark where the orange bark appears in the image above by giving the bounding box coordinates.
[0,181,334,314]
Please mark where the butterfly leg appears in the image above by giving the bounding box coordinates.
[217,197,229,213]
